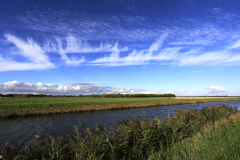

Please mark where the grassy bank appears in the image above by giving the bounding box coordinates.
[0,105,239,159]
[149,109,240,160]
[0,97,240,118]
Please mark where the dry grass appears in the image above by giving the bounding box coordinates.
[173,97,236,99]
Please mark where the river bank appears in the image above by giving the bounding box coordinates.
[149,108,240,160]
[0,97,240,118]
[1,104,239,159]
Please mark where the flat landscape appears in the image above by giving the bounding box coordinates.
[1,96,240,118]
[2,103,240,159]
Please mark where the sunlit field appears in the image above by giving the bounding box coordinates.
[0,96,240,118]
[173,97,236,99]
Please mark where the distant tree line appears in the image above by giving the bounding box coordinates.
[0,94,52,98]
[0,93,176,98]
[87,93,176,98]
[1,93,240,98]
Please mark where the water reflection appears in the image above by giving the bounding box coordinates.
[1,100,240,148]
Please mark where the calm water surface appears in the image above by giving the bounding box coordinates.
[1,100,240,149]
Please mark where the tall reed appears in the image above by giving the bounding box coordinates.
[1,105,239,160]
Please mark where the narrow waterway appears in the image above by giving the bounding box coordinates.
[1,100,240,149]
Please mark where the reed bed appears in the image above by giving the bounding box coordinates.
[149,110,240,160]
[1,97,240,118]
[0,105,239,160]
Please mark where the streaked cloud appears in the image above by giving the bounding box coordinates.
[14,7,239,47]
[43,35,128,66]
[90,34,180,66]
[90,34,240,67]
[43,35,128,54]
[2,33,240,71]
[0,34,55,72]
[0,81,145,95]
[1,5,240,71]
[0,34,127,71]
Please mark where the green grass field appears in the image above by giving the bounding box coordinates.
[0,97,240,118]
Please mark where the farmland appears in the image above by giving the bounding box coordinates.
[0,96,240,118]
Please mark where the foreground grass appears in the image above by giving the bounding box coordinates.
[0,105,239,159]
[149,111,240,160]
[0,97,240,118]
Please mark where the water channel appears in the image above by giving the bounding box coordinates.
[1,100,240,149]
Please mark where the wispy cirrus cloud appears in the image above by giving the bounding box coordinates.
[0,34,128,71]
[43,35,127,54]
[0,81,145,95]
[2,6,240,71]
[89,33,240,67]
[0,34,55,72]
[2,32,240,71]
[4,34,51,63]
[178,41,240,66]
[15,10,158,43]
[43,35,128,66]
[90,33,180,66]
[209,7,238,22]
[16,8,235,47]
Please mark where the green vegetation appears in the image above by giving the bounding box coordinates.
[149,110,240,160]
[0,93,176,98]
[87,93,176,98]
[0,97,240,118]
[0,105,239,159]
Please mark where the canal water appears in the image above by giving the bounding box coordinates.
[1,100,240,149]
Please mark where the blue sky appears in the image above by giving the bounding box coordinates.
[0,0,240,96]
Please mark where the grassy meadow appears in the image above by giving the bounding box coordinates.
[1,105,239,159]
[0,96,240,118]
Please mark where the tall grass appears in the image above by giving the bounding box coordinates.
[0,105,239,160]
[149,111,240,160]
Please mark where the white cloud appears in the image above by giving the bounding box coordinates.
[171,90,204,96]
[2,33,240,70]
[46,36,127,66]
[89,33,240,67]
[0,34,56,72]
[43,35,127,54]
[90,34,180,66]
[0,34,129,71]
[207,86,228,93]
[185,91,198,96]
[2,7,240,70]
[5,34,50,63]
[229,39,240,49]
[177,43,240,66]
[0,81,145,95]
[140,91,157,94]
[0,60,55,72]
